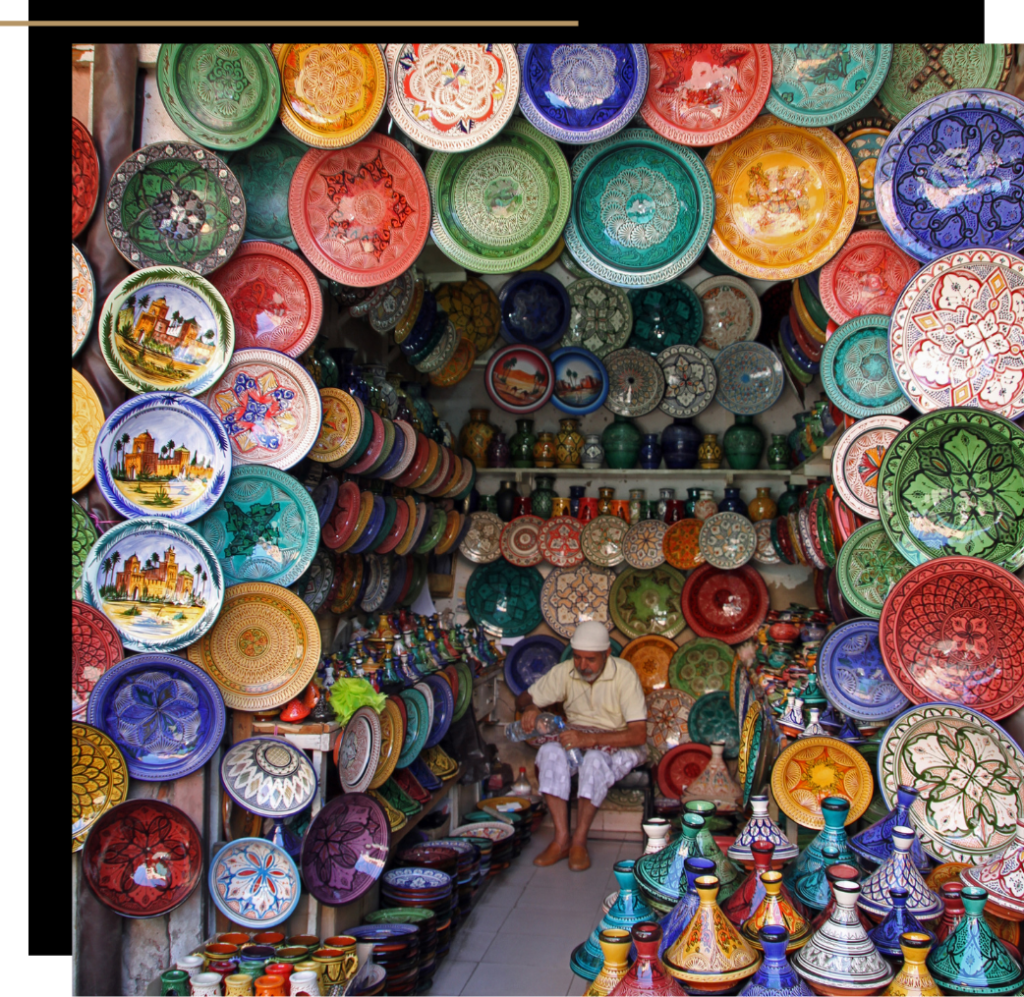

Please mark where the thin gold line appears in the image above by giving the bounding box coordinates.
[10,19,580,25]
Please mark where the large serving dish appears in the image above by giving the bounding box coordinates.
[221,736,318,818]
[466,560,544,637]
[622,519,669,570]
[72,601,124,722]
[818,618,908,722]
[609,565,686,640]
[681,564,768,644]
[503,635,565,697]
[210,837,301,927]
[72,244,95,357]
[818,230,917,326]
[72,369,104,495]
[831,415,908,520]
[657,743,712,799]
[580,514,628,568]
[72,722,128,853]
[821,314,909,419]
[538,515,585,568]
[663,518,705,571]
[540,561,616,639]
[771,736,873,829]
[499,515,544,568]
[713,342,783,415]
[835,521,912,620]
[459,511,504,565]
[645,687,695,762]
[656,343,717,418]
[669,637,733,702]
[687,690,739,758]
[698,512,756,570]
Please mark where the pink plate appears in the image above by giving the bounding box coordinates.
[538,515,584,568]
[500,515,544,567]
[346,410,385,475]
[819,230,918,326]
[681,563,769,645]
[831,415,909,520]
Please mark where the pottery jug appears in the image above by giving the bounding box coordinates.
[288,970,321,997]
[639,434,662,470]
[569,485,586,518]
[459,408,494,468]
[741,871,812,951]
[681,741,741,813]
[532,431,557,468]
[602,414,642,469]
[882,932,941,996]
[723,414,764,469]
[724,840,807,928]
[530,474,557,519]
[494,480,518,522]
[738,926,814,996]
[777,484,801,516]
[486,430,510,468]
[867,887,936,960]
[609,922,685,995]
[850,785,931,875]
[556,418,584,468]
[728,795,799,868]
[857,827,942,921]
[597,487,615,516]
[683,488,701,518]
[161,969,191,995]
[747,488,776,523]
[766,434,791,470]
[585,929,633,997]
[717,486,747,516]
[656,488,675,519]
[223,976,255,997]
[698,433,723,469]
[661,419,701,469]
[659,857,718,956]
[190,974,225,997]
[582,434,605,469]
[692,490,718,522]
[509,418,537,467]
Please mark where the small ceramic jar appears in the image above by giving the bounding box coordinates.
[486,431,510,468]
[582,434,604,469]
[556,418,584,468]
[662,417,702,469]
[664,500,685,524]
[767,434,791,470]
[597,487,615,516]
[224,975,255,997]
[495,480,519,522]
[718,486,747,516]
[684,487,702,517]
[530,474,557,519]
[569,485,586,518]
[748,487,777,522]
[459,408,495,468]
[610,500,630,521]
[629,488,645,524]
[190,973,225,997]
[693,490,718,521]
[639,433,662,469]
[254,976,286,997]
[657,488,676,519]
[161,969,191,996]
[578,497,599,523]
[551,496,570,517]
[532,432,557,468]
[698,433,723,469]
[509,418,537,468]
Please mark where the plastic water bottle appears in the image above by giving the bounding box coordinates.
[505,712,582,773]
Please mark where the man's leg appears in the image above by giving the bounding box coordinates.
[570,746,647,871]
[534,742,572,866]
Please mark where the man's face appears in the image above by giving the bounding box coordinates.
[573,648,608,683]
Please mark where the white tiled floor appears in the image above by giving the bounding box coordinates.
[425,833,643,997]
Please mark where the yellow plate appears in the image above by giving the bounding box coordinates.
[273,43,387,149]
[369,788,408,831]
[704,114,859,281]
[72,368,104,494]
[369,698,404,790]
[791,280,828,345]
[770,735,873,830]
[72,721,129,852]
[338,491,375,553]
[620,635,677,695]
[393,498,424,556]
[186,582,321,711]
[522,236,565,272]
[310,388,362,463]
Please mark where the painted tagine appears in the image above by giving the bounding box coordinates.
[729,795,800,868]
[609,922,685,996]
[658,856,717,958]
[741,871,812,951]
[867,888,936,960]
[857,827,941,922]
[724,841,807,929]
[787,797,856,912]
[586,928,633,997]
[681,741,742,813]
[849,785,931,875]
[882,931,941,997]
[739,926,814,997]
[962,817,1024,921]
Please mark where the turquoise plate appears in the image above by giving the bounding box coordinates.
[397,686,432,768]
[688,690,739,759]
[466,560,544,637]
[821,314,910,419]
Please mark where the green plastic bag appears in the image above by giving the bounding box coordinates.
[329,677,387,725]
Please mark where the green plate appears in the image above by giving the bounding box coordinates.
[378,778,421,816]
[416,506,448,554]
[608,565,686,640]
[401,556,428,609]
[814,492,836,568]
[878,408,1024,571]
[668,637,733,701]
[452,659,474,723]
[739,703,763,806]
[426,117,571,273]
[156,43,280,151]
[397,687,431,768]
[72,499,98,597]
[796,276,830,330]
[836,520,913,619]
[688,690,739,759]
[465,561,544,637]
[821,314,909,419]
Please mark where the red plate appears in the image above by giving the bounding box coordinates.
[72,116,100,239]
[322,481,362,549]
[82,800,203,917]
[879,557,1024,720]
[390,693,408,740]
[393,433,431,488]
[500,515,544,567]
[72,600,124,721]
[681,563,769,645]
[538,515,584,568]
[375,496,411,555]
[788,304,824,362]
[346,410,386,475]
[417,445,450,496]
[656,743,713,799]
[288,136,430,287]
[397,554,416,604]
[209,241,323,357]
[427,448,460,497]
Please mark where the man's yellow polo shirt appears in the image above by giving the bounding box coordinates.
[527,656,647,732]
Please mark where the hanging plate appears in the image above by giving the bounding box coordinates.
[835,521,912,620]
[499,515,544,568]
[818,230,917,326]
[657,345,717,419]
[72,500,98,596]
[835,118,891,227]
[627,281,704,355]
[622,519,669,570]
[687,690,739,759]
[752,520,780,566]
[72,116,100,239]
[538,515,585,568]
[657,743,713,799]
[498,271,571,350]
[562,278,633,357]
[433,277,501,355]
[693,277,762,358]
[549,347,609,416]
[669,637,734,702]
[541,561,617,640]
[72,722,128,853]
[713,342,783,415]
[771,736,874,829]
[466,560,544,637]
[603,347,666,416]
[821,314,909,419]
[831,414,908,520]
[609,565,687,640]
[370,698,406,788]
[210,837,301,928]
[737,701,763,805]
[484,345,554,415]
[397,686,432,767]
[681,564,768,645]
[645,687,695,762]
[663,518,705,571]
[72,369,104,495]
[620,635,676,695]
[72,601,124,722]
[72,244,95,357]
[698,513,756,570]
[310,389,363,466]
[221,736,318,819]
[818,618,909,722]
[459,511,504,565]
[422,674,455,748]
[503,635,566,697]
[338,706,383,794]
[580,514,629,568]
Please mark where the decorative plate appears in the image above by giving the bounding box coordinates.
[737,700,763,805]
[156,44,280,151]
[821,314,909,418]
[382,865,453,892]
[499,515,544,568]
[681,564,768,645]
[878,702,1024,863]
[72,369,103,495]
[72,244,95,357]
[603,347,666,416]
[765,44,892,127]
[771,736,874,829]
[657,743,713,799]
[95,392,231,523]
[669,637,734,702]
[818,231,917,326]
[562,278,633,357]
[879,557,1024,720]
[835,118,891,227]
[622,519,669,570]
[656,345,717,419]
[704,115,858,280]
[639,44,772,147]
[693,277,762,358]
[564,128,714,287]
[82,517,223,653]
[580,514,629,568]
[449,821,514,843]
[210,837,301,928]
[752,519,780,566]
[645,687,695,761]
[498,271,570,350]
[386,44,520,152]
[72,601,124,721]
[484,344,554,415]
[82,800,203,917]
[459,511,504,565]
[72,499,97,596]
[548,347,609,416]
[272,43,386,148]
[86,652,226,781]
[835,521,912,619]
[877,408,1024,570]
[620,635,676,695]
[368,271,417,334]
[423,675,455,749]
[687,690,739,759]
[433,277,501,355]
[72,116,100,238]
[698,513,756,570]
[370,698,405,789]
[397,686,431,767]
[310,389,363,466]
[426,117,571,273]
[465,560,544,637]
[297,548,335,612]
[663,518,705,571]
[221,736,318,818]
[503,635,565,697]
[72,722,128,852]
[887,248,1024,420]
[338,706,383,794]
[196,464,320,587]
[713,342,783,415]
[538,515,584,568]
[627,281,704,357]
[540,561,616,639]
[288,136,429,287]
[818,618,909,723]
[517,43,648,143]
[359,553,392,612]
[98,266,234,396]
[105,142,245,273]
[831,414,908,520]
[609,565,687,640]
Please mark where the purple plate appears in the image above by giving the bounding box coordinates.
[422,673,455,748]
[502,634,566,697]
[780,315,819,375]
[374,421,408,479]
[348,495,387,554]
[818,618,909,723]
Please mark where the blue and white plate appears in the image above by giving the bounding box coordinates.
[209,837,301,928]
[504,635,566,696]
[818,618,909,723]
[549,346,609,416]
[95,392,231,523]
[382,866,453,891]
[713,342,784,415]
[423,673,455,748]
[498,272,571,350]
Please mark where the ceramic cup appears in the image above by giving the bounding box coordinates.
[205,943,240,964]
[224,975,255,997]
[252,933,286,948]
[313,944,357,986]
[190,973,225,996]
[219,934,251,947]
[176,955,205,978]
[288,971,321,997]
[272,948,309,965]
[287,936,319,953]
[254,976,286,997]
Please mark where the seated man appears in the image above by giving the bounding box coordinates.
[515,620,647,872]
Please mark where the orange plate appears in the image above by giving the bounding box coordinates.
[620,635,678,695]
[663,518,706,571]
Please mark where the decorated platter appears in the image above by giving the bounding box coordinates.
[368,271,417,334]
[397,686,431,767]
[737,701,763,805]
[580,514,629,568]
[657,743,713,799]
[698,513,756,570]
[771,736,873,829]
[818,618,909,722]
[310,389,363,466]
[538,515,584,568]
[358,553,392,611]
[503,635,565,697]
[681,563,768,645]
[836,118,891,227]
[221,736,318,818]
[338,706,382,794]
[693,277,762,358]
[713,342,783,415]
[466,560,544,637]
[622,519,669,570]
[484,344,554,415]
[72,368,104,495]
[499,515,544,568]
[663,517,706,571]
[645,687,695,761]
[72,601,124,722]
[72,244,95,357]
[459,511,504,565]
[835,521,912,620]
[687,691,739,758]
[433,277,501,355]
[498,271,570,350]
[548,347,609,416]
[562,278,633,358]
[540,562,616,640]
[603,347,666,416]
[669,637,734,702]
[370,698,405,789]
[72,722,128,852]
[72,116,100,238]
[657,345,717,419]
[818,230,917,326]
[565,127,714,287]
[620,635,676,695]
[72,499,97,596]
[627,281,704,355]
[821,314,909,418]
[609,565,687,640]
[210,837,301,927]
[831,414,908,520]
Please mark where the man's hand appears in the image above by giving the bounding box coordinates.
[559,729,594,750]
[521,706,541,735]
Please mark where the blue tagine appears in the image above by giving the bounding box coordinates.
[738,925,814,996]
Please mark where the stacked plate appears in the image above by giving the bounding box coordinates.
[365,907,439,990]
[778,273,828,387]
[380,867,455,960]
[457,835,494,883]
[450,821,516,875]
[429,838,482,907]
[346,924,421,996]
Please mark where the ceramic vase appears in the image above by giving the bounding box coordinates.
[529,474,557,519]
[777,485,801,516]
[495,480,518,522]
[881,932,941,996]
[789,413,809,465]
[661,419,701,469]
[479,494,498,514]
[598,487,615,515]
[867,888,936,960]
[224,976,255,996]
[787,798,857,912]
[683,488,701,517]
[569,485,586,518]
[639,434,662,470]
[963,816,1024,920]
[556,418,584,468]
[739,926,814,996]
[161,969,191,995]
[718,486,748,516]
[729,795,800,868]
[643,818,673,855]
[629,489,646,525]
[681,741,742,813]
[747,488,776,523]
[190,974,225,997]
[724,840,807,928]
[723,415,764,469]
[656,488,675,519]
[509,418,537,467]
[698,433,723,469]
[792,880,895,995]
[533,432,557,468]
[583,434,605,469]
[662,875,762,992]
[850,786,931,876]
[551,496,570,517]
[603,415,642,469]
[658,857,718,957]
[459,408,495,468]
[692,490,718,521]
[486,431,510,468]
[635,814,705,914]
[857,828,942,921]
[586,929,633,997]
[288,970,321,996]
[663,500,684,524]
[767,434,791,471]
[926,886,1024,994]
[742,871,812,951]
[609,922,685,995]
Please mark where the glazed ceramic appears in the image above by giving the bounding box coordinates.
[822,315,909,419]
[681,741,742,812]
[603,415,643,469]
[850,786,932,875]
[658,857,717,958]
[608,922,685,995]
[645,689,696,763]
[72,116,100,238]
[657,345,717,419]
[668,637,732,702]
[962,818,1024,921]
[867,889,936,962]
[72,371,103,497]
[465,560,544,636]
[772,739,873,832]
[72,601,125,722]
[858,827,942,921]
[818,230,917,326]
[484,345,555,415]
[818,619,909,723]
[221,737,317,819]
[499,271,571,350]
[741,871,811,950]
[698,513,756,570]
[729,796,800,867]
[210,838,301,928]
[681,563,769,645]
[831,415,908,521]
[604,348,666,417]
[698,435,722,470]
[739,926,814,996]
[565,278,633,357]
[609,565,686,640]
[72,722,129,853]
[882,932,941,997]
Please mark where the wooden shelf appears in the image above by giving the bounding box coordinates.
[475,467,794,485]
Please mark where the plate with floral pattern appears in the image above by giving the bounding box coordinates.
[466,560,544,637]
[563,278,633,357]
[72,721,128,852]
[822,314,910,419]
[72,116,100,239]
[698,513,756,569]
[434,277,501,354]
[580,514,629,567]
[663,518,705,571]
[656,345,717,418]
[835,521,912,619]
[645,687,695,762]
[622,519,669,569]
[538,515,584,568]
[603,347,666,416]
[669,637,734,702]
[499,515,544,567]
[72,370,104,496]
[609,565,687,640]
[818,230,917,326]
[687,690,739,758]
[620,635,676,695]
[772,736,873,829]
[221,736,318,818]
[819,618,909,722]
[211,837,301,927]
[681,563,768,644]
[338,706,383,794]
[831,415,909,520]
[713,342,783,415]
[459,511,504,564]
[693,277,762,358]
[72,244,95,357]
[541,561,616,639]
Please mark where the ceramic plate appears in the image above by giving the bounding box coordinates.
[94,392,231,522]
[72,244,95,357]
[433,277,501,355]
[771,736,873,829]
[603,347,666,416]
[698,513,756,570]
[503,635,565,697]
[713,342,783,415]
[86,652,226,781]
[609,565,687,640]
[657,743,712,798]
[72,722,128,852]
[663,518,705,571]
[368,271,417,334]
[72,369,103,495]
[669,637,734,701]
[72,601,124,722]
[878,408,1024,570]
[397,686,432,767]
[450,821,514,842]
[737,701,763,805]
[359,553,392,611]
[687,690,739,758]
[765,44,892,127]
[888,248,1024,420]
[565,127,714,287]
[105,142,245,273]
[288,136,429,287]
[562,278,633,357]
[338,706,382,794]
[422,674,454,749]
[273,43,386,148]
[83,800,202,917]
[538,515,584,568]
[880,703,1024,865]
[876,89,1024,261]
[498,272,570,350]
[822,314,909,418]
[818,618,909,722]
[835,521,912,619]
[426,117,571,273]
[72,499,97,595]
[831,415,908,520]
[622,519,669,570]
[221,736,318,818]
[459,511,504,565]
[645,687,695,761]
[484,344,554,415]
[156,44,280,151]
[540,562,616,639]
[72,116,100,238]
[879,557,1024,720]
[386,44,520,151]
[655,347,716,422]
[210,837,301,927]
[98,266,235,396]
[196,464,320,587]
[836,118,890,226]
[370,698,405,789]
[499,515,544,568]
[580,514,628,568]
[549,347,609,416]
[681,564,768,645]
[818,230,917,326]
[704,115,858,280]
[693,277,762,358]
[312,389,364,467]
[627,282,704,355]
[465,561,544,637]
[620,635,676,695]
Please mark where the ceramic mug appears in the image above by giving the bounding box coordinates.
[550,496,570,517]
[252,933,286,948]
[205,943,240,965]
[287,936,319,953]
[176,956,205,978]
[224,975,255,997]
[288,971,321,997]
[190,973,224,996]
[254,976,286,997]
[313,943,357,985]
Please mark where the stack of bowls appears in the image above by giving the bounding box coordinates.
[365,907,438,988]
[380,867,454,957]
[346,924,420,996]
